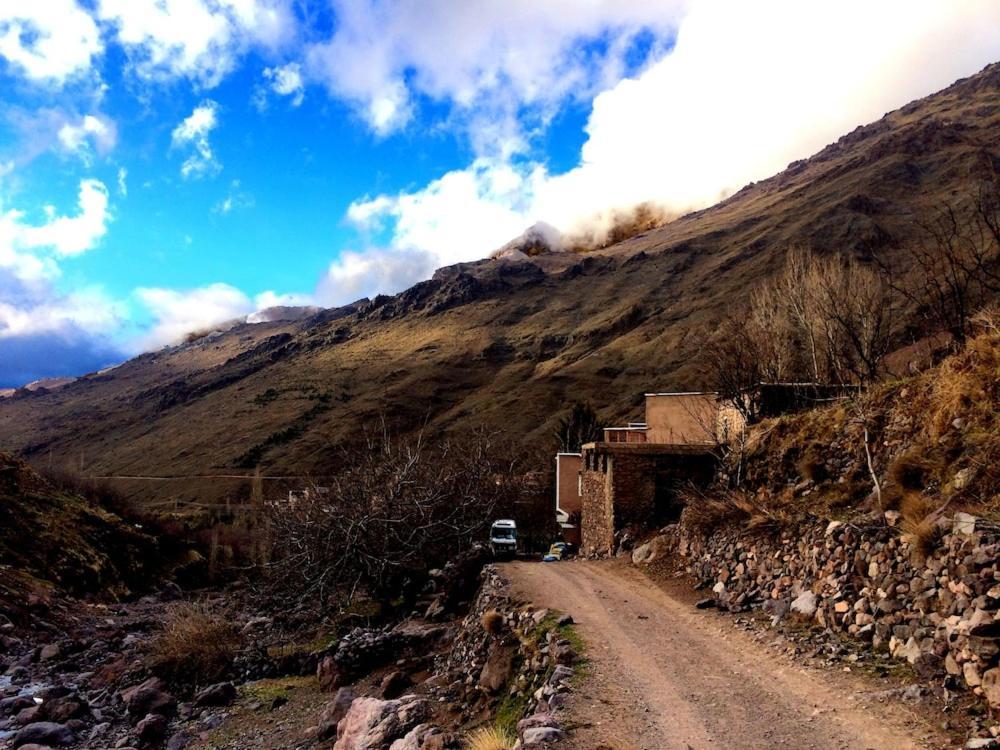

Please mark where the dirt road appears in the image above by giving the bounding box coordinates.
[503,560,946,750]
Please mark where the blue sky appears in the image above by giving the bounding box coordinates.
[1,1,999,386]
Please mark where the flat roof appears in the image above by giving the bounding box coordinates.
[581,441,716,455]
[555,452,582,457]
[644,391,718,397]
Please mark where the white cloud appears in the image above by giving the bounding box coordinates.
[0,178,122,384]
[5,179,111,260]
[212,178,254,214]
[117,167,128,196]
[132,282,254,350]
[171,100,221,179]
[305,0,686,140]
[339,0,1000,305]
[97,0,296,88]
[260,61,304,107]
[0,285,122,339]
[0,2,102,83]
[253,289,313,310]
[315,247,438,306]
[57,114,117,163]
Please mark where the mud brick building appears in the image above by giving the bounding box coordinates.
[579,443,716,555]
[563,387,854,555]
[554,452,583,546]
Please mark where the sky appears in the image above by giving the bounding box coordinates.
[1,1,999,387]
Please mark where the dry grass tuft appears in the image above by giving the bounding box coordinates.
[899,491,944,559]
[465,726,516,750]
[147,603,242,687]
[681,488,790,535]
[888,450,942,492]
[481,610,505,636]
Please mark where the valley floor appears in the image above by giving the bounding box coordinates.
[502,559,951,750]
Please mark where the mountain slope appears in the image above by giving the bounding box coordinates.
[0,452,157,599]
[1,63,998,510]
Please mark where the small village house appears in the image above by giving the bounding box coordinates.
[554,452,583,546]
[555,384,859,555]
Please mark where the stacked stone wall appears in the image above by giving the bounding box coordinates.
[580,468,613,556]
[650,515,1000,707]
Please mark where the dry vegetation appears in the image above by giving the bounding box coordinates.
[737,327,1000,522]
[464,725,516,750]
[147,602,242,688]
[481,610,505,636]
[263,426,553,611]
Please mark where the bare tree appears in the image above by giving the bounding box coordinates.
[880,180,1000,347]
[810,254,898,383]
[704,249,898,425]
[263,425,532,609]
[554,402,602,452]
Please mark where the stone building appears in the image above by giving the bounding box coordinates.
[579,443,716,555]
[573,392,727,556]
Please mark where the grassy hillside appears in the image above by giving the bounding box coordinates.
[736,326,1000,522]
[0,452,158,598]
[0,62,998,511]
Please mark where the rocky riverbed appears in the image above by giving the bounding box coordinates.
[1,552,578,750]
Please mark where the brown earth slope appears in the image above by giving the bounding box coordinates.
[0,63,998,510]
[0,452,157,601]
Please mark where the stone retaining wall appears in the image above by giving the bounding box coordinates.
[644,514,1000,708]
[436,566,576,747]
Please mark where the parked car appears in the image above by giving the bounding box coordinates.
[490,519,518,558]
[542,542,568,562]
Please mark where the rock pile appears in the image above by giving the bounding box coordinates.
[433,566,577,747]
[637,513,1000,711]
[317,622,448,691]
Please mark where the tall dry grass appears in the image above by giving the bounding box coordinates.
[464,726,516,750]
[147,603,242,687]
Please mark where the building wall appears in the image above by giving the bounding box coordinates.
[555,453,582,517]
[645,393,718,445]
[580,445,718,556]
[580,458,614,556]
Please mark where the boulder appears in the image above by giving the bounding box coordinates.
[121,677,176,719]
[790,591,817,617]
[982,667,1000,708]
[388,723,454,750]
[316,687,357,741]
[1,695,35,716]
[40,694,87,723]
[194,682,236,707]
[521,726,566,746]
[953,512,978,535]
[517,713,558,733]
[478,643,515,694]
[380,670,411,699]
[333,696,428,750]
[11,722,75,747]
[136,713,169,746]
[317,653,342,691]
[631,534,670,565]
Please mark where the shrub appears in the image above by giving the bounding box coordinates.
[680,487,790,535]
[481,610,505,636]
[147,603,242,688]
[887,450,941,492]
[899,491,944,560]
[465,725,515,750]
